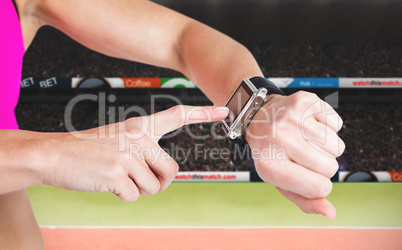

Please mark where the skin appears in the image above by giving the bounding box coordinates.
[1,0,345,248]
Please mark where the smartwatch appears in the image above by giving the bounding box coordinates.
[222,76,285,142]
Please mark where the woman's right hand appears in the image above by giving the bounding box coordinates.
[35,105,228,201]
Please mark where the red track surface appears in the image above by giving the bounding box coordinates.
[41,228,401,250]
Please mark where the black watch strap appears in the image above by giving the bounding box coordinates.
[249,76,286,96]
[227,77,286,144]
[225,77,286,165]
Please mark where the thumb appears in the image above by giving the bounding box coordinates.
[276,187,337,219]
[147,105,229,141]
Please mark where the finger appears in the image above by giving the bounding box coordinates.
[303,98,343,132]
[255,158,333,199]
[315,101,343,132]
[128,158,161,195]
[276,187,336,219]
[147,105,229,140]
[278,132,339,178]
[140,139,179,193]
[114,177,140,202]
[302,116,346,157]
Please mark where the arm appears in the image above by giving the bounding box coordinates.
[0,106,229,197]
[0,130,44,194]
[34,0,345,217]
[36,0,261,105]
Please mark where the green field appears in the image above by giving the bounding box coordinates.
[28,183,402,227]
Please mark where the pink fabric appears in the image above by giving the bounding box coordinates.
[0,0,25,129]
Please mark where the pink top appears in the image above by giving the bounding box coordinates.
[0,0,25,129]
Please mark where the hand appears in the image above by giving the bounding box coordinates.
[245,91,345,219]
[39,105,229,201]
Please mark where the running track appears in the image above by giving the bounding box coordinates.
[41,227,402,249]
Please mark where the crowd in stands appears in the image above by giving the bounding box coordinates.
[328,42,402,77]
[15,101,401,172]
[337,102,401,172]
[251,45,338,77]
[15,102,93,132]
[251,42,402,78]
[17,28,401,173]
[22,29,401,78]
[22,32,184,78]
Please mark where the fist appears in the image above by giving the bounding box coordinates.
[246,91,345,219]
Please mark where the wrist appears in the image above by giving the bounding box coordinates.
[34,132,68,186]
[244,94,283,147]
[23,133,53,187]
[22,131,67,187]
[0,130,50,193]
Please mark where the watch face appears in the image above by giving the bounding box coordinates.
[225,81,253,126]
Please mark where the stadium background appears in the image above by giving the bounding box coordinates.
[14,0,401,248]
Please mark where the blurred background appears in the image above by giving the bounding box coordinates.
[19,0,401,178]
[19,0,401,248]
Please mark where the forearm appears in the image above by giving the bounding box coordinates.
[178,21,263,106]
[37,0,262,106]
[0,130,45,194]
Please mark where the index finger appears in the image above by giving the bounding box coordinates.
[147,105,229,141]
